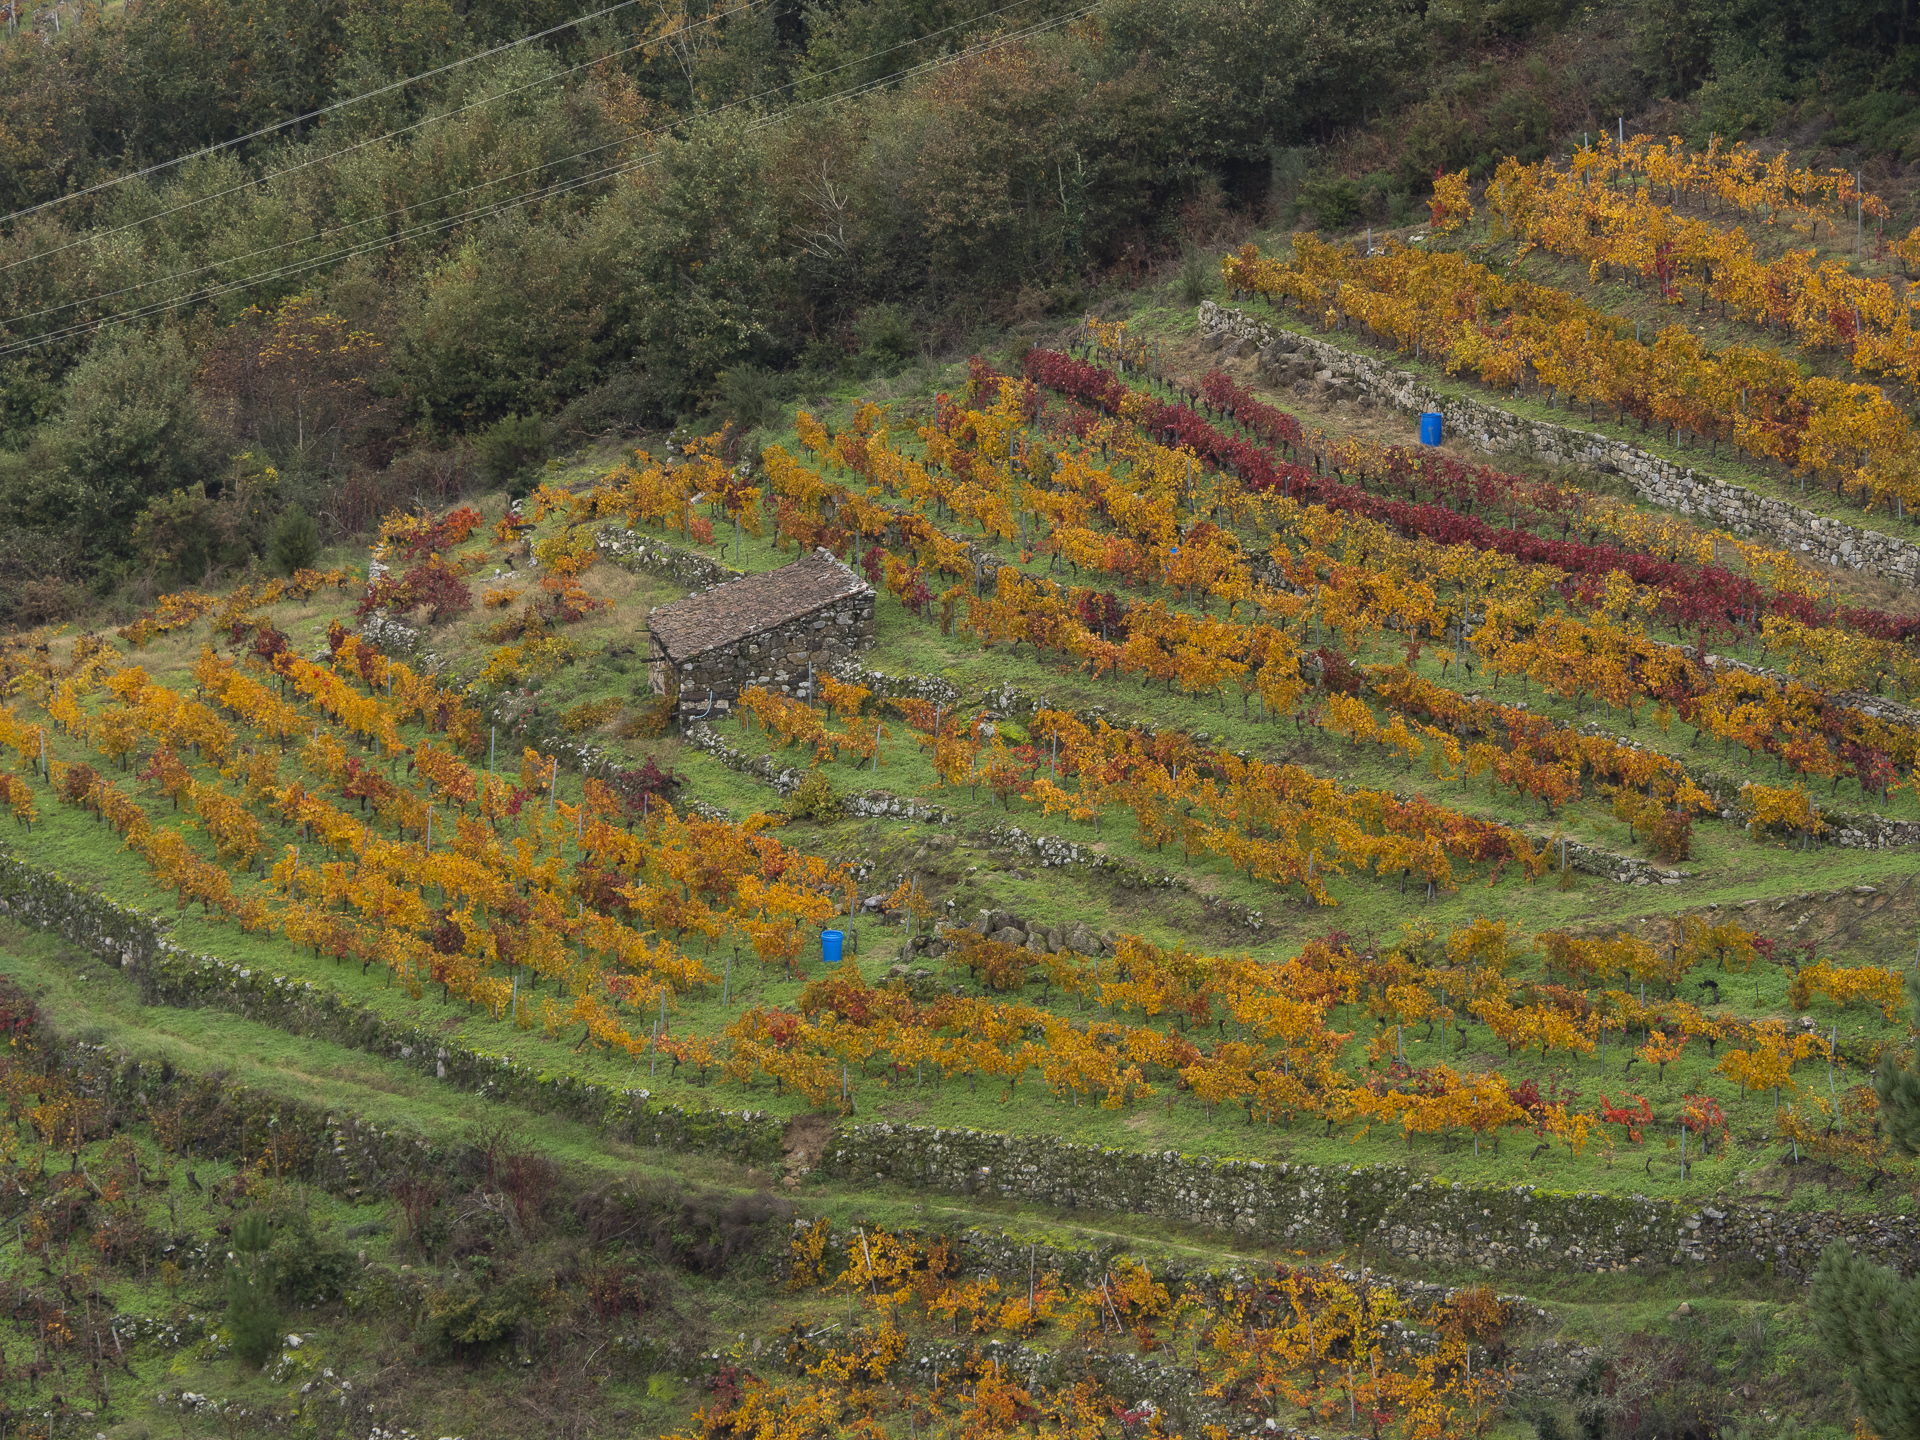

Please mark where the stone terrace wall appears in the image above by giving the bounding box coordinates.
[597,526,742,590]
[0,851,788,1168]
[669,589,877,727]
[6,846,1914,1282]
[1198,301,1920,585]
[818,1122,1920,1280]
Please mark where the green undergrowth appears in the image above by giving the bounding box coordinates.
[0,915,1854,1439]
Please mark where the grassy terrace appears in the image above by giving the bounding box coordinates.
[1183,199,1920,553]
[5,327,1915,1201]
[1,273,1911,1439]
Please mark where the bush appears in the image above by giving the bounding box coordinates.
[706,363,789,433]
[854,304,916,374]
[1300,174,1361,229]
[1178,248,1217,304]
[356,557,473,625]
[1650,808,1693,863]
[267,506,321,576]
[1313,646,1365,696]
[129,484,217,582]
[1830,90,1920,162]
[560,697,623,733]
[475,413,550,491]
[555,370,653,438]
[1686,52,1786,146]
[1483,89,1552,166]
[58,762,98,806]
[785,767,842,822]
[419,1267,534,1359]
[269,1209,357,1304]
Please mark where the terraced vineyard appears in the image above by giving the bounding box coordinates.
[4,290,1918,1436]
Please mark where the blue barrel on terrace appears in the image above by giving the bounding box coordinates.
[1419,412,1444,446]
[821,929,844,966]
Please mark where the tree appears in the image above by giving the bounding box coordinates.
[1101,0,1418,158]
[392,216,615,428]
[899,44,1082,292]
[46,327,224,568]
[1811,1238,1920,1439]
[268,506,322,575]
[198,292,390,491]
[598,117,792,419]
[225,1212,281,1368]
[1874,968,1920,1156]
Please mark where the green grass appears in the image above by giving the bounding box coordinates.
[9,461,1917,1207]
[4,906,1855,1437]
[9,298,1920,1217]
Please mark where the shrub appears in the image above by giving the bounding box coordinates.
[854,304,915,374]
[556,370,654,438]
[1178,248,1216,304]
[420,1269,534,1359]
[1649,808,1693,863]
[268,1205,357,1304]
[1313,646,1365,696]
[58,762,98,806]
[475,413,550,490]
[785,767,841,822]
[1299,175,1361,229]
[706,363,788,432]
[603,755,685,822]
[560,697,623,733]
[267,506,321,576]
[357,557,473,625]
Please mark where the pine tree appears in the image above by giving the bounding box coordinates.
[1874,969,1920,1156]
[1811,1239,1920,1437]
[225,1212,281,1368]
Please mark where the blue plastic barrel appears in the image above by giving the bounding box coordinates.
[821,930,844,966]
[1418,412,1444,446]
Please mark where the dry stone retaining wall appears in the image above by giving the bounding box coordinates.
[5,847,1913,1281]
[816,1122,1920,1280]
[680,720,956,821]
[0,851,787,1168]
[597,526,741,590]
[1198,301,1920,584]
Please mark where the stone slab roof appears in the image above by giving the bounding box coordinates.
[647,550,872,660]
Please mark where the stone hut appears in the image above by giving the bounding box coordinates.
[646,549,876,728]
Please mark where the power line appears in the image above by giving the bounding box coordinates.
[0,0,1076,334]
[0,0,771,281]
[0,0,654,230]
[0,5,1099,362]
